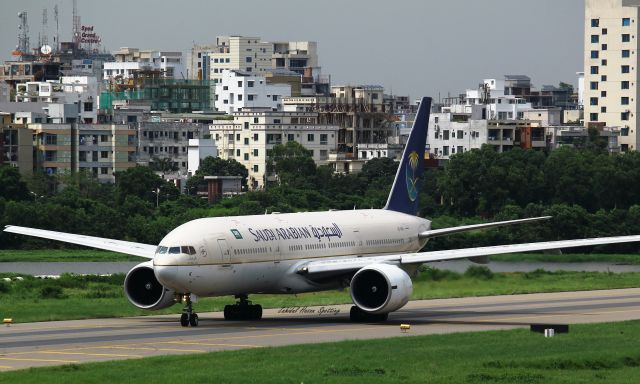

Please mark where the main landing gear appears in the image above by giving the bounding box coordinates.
[349,306,388,323]
[224,295,262,321]
[180,294,199,327]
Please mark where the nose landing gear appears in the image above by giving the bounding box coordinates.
[223,295,262,321]
[180,294,199,327]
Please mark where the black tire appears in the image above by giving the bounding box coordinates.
[349,306,388,323]
[224,305,232,320]
[350,306,365,322]
[180,313,189,327]
[251,305,263,320]
[189,313,199,327]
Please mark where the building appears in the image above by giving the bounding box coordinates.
[208,36,272,84]
[30,123,137,182]
[546,125,620,152]
[209,111,338,189]
[271,41,319,75]
[103,48,185,81]
[445,79,534,120]
[0,61,62,89]
[137,122,209,173]
[584,0,640,151]
[189,44,217,80]
[14,76,98,123]
[214,70,291,114]
[0,113,32,174]
[187,138,218,176]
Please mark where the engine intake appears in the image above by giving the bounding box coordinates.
[124,261,177,310]
[350,263,413,314]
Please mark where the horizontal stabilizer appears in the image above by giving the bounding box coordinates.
[419,216,552,239]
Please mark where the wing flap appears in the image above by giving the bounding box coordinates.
[3,225,156,259]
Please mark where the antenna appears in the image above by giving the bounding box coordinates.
[14,12,30,59]
[54,4,59,52]
[41,8,48,48]
[72,0,81,49]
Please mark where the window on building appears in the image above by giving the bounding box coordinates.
[244,153,249,160]
[244,138,249,145]
[591,35,599,43]
[248,81,254,87]
[253,165,258,172]
[244,122,249,129]
[248,95,254,101]
[622,65,630,73]
[236,149,240,157]
[253,149,258,157]
[443,146,450,156]
[590,97,598,106]
[246,57,252,63]
[236,133,241,141]
[592,19,599,27]
[622,81,630,89]
[307,134,314,142]
[601,75,607,82]
[245,67,252,72]
[79,151,87,161]
[622,50,631,58]
[223,85,228,90]
[237,94,243,101]
[622,112,630,120]
[287,134,295,142]
[443,130,450,140]
[101,151,109,159]
[591,66,599,74]
[84,102,93,112]
[237,81,243,87]
[457,130,464,139]
[602,44,608,51]
[253,133,259,141]
[591,50,599,59]
[226,58,230,63]
[623,34,631,42]
[320,134,328,144]
[253,117,259,123]
[44,134,57,145]
[590,82,599,90]
[100,167,108,175]
[622,96,630,105]
[621,128,630,137]
[602,59,608,66]
[601,106,607,113]
[601,91,607,97]
[623,18,631,27]
[589,113,599,122]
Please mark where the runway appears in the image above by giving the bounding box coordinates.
[2,288,640,372]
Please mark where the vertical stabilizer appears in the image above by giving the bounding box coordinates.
[383,96,432,215]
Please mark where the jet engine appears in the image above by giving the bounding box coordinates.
[349,263,413,314]
[124,261,177,310]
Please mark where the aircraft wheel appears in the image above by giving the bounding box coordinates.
[180,313,189,327]
[189,313,199,327]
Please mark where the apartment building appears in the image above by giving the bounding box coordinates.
[103,48,185,81]
[214,70,291,114]
[208,36,272,84]
[209,111,338,189]
[584,0,640,151]
[0,113,32,174]
[137,122,209,173]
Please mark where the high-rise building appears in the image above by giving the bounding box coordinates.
[584,0,640,151]
[209,36,272,84]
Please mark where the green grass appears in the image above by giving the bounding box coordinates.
[492,253,640,264]
[1,267,640,323]
[0,249,139,262]
[2,320,640,382]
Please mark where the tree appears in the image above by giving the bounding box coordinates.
[185,157,249,195]
[558,81,574,95]
[114,166,179,206]
[267,141,316,187]
[0,166,30,201]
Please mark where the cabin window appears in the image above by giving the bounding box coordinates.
[157,246,168,254]
[169,247,181,254]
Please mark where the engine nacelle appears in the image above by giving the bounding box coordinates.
[350,263,413,314]
[124,261,177,310]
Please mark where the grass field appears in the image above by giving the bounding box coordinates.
[0,249,138,262]
[1,267,640,323]
[2,248,639,263]
[1,320,640,382]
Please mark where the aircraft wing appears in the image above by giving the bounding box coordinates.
[297,235,640,275]
[419,216,551,239]
[3,225,156,259]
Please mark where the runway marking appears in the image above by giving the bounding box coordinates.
[32,351,144,358]
[76,346,207,353]
[163,341,262,348]
[0,365,14,369]
[0,357,80,363]
[472,307,640,323]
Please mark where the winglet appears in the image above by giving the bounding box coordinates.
[384,96,432,216]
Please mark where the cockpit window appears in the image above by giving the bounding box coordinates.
[168,247,181,254]
[181,246,197,255]
[157,246,168,254]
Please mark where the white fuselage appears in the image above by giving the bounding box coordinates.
[153,209,430,297]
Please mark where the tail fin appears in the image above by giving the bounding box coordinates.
[384,96,432,216]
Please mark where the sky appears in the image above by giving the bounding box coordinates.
[0,0,584,100]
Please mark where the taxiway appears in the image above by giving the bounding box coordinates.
[2,288,640,371]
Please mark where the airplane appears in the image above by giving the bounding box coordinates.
[5,96,640,327]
